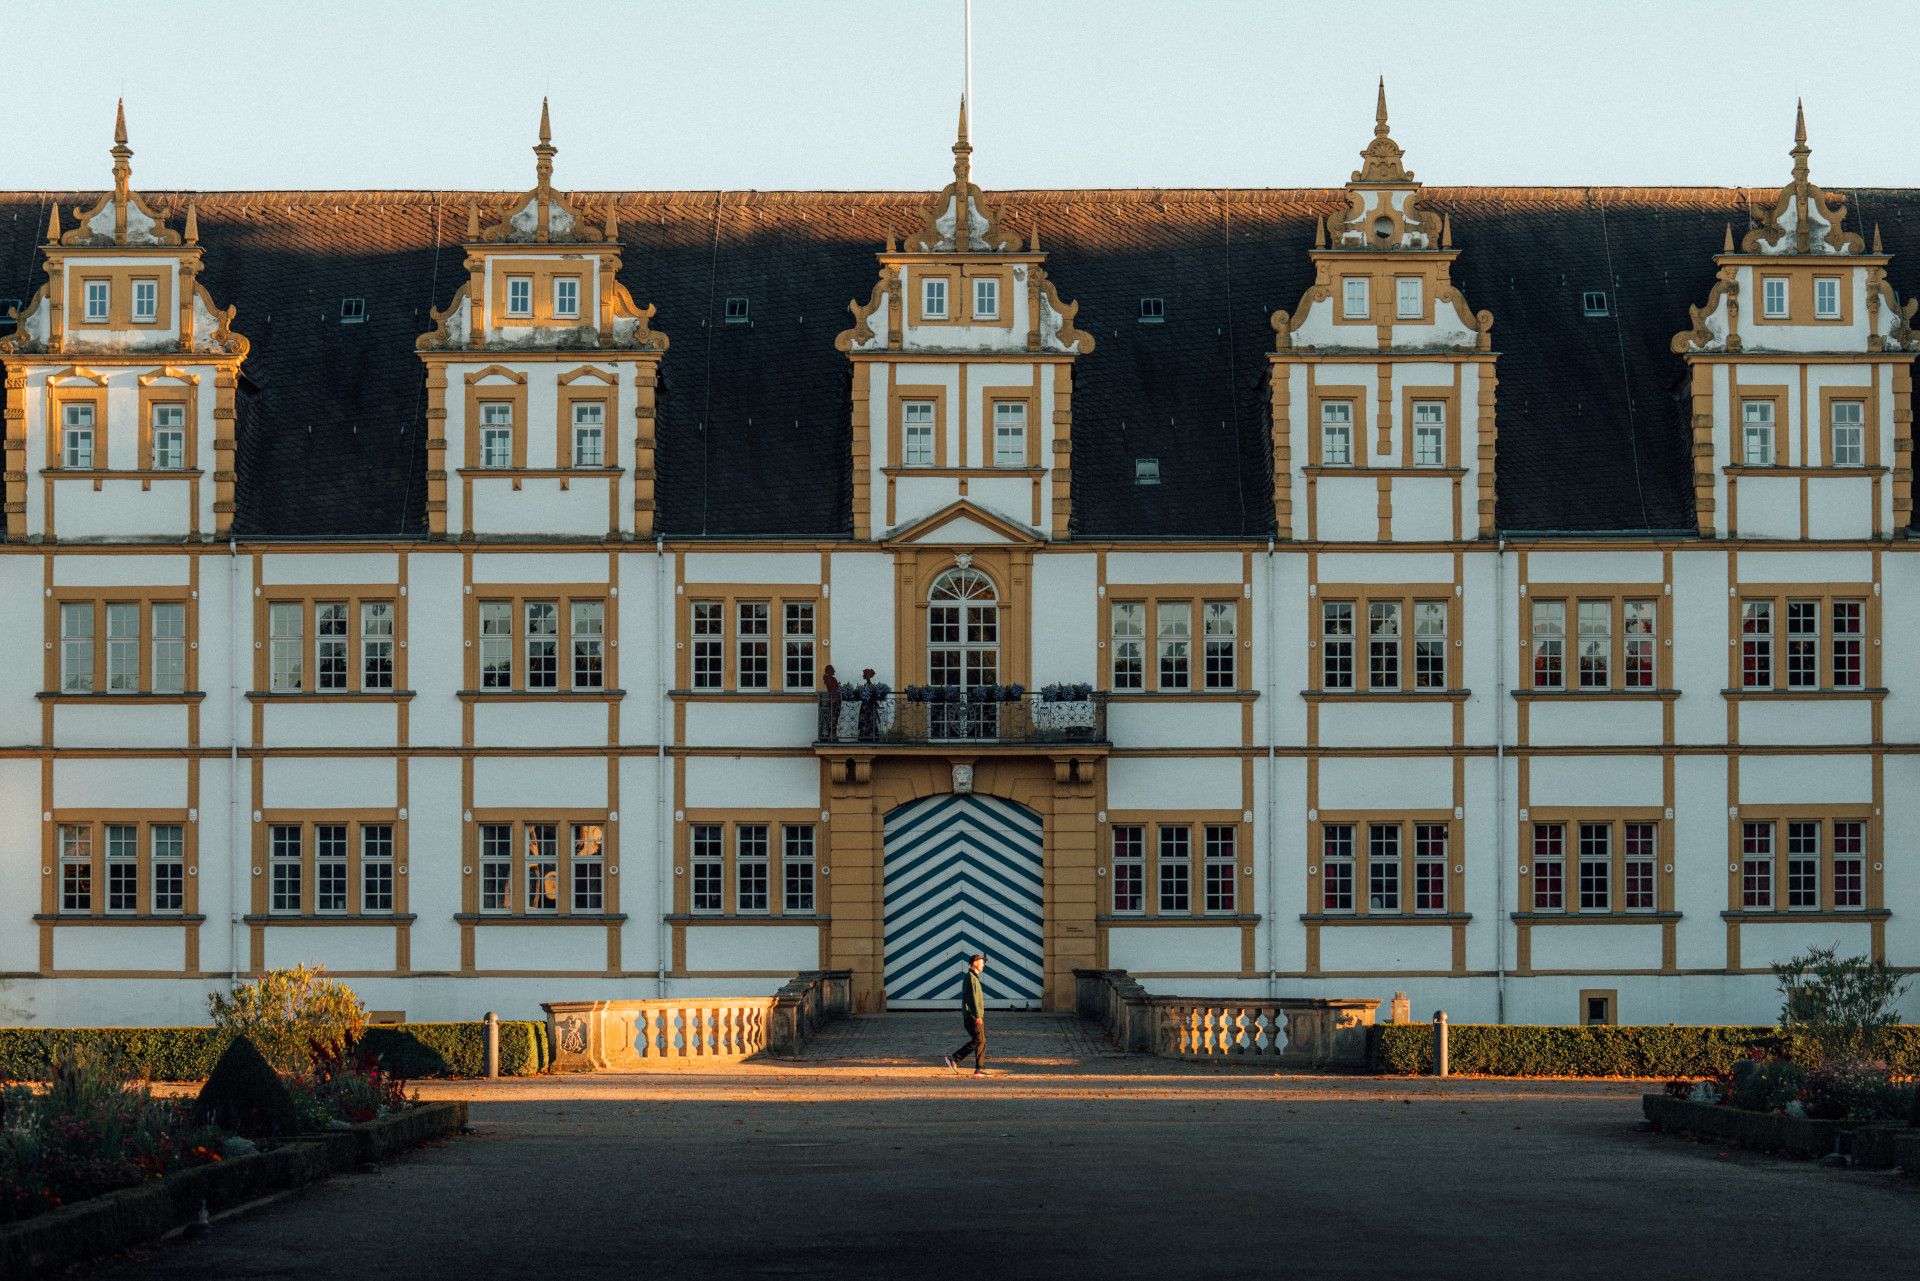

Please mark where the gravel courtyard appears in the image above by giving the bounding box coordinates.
[85,1015,1918,1281]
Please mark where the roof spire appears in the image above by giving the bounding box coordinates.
[1375,76,1390,140]
[110,99,134,242]
[953,95,974,252]
[183,197,198,244]
[1352,79,1412,184]
[1790,97,1810,185]
[533,98,557,243]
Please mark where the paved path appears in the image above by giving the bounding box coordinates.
[88,1015,1918,1281]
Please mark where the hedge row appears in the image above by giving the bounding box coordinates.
[1369,1024,1920,1076]
[0,1021,549,1081]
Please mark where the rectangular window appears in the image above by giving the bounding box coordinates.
[1202,825,1237,913]
[479,602,513,689]
[59,824,92,913]
[1396,276,1422,319]
[151,403,186,469]
[1157,827,1190,913]
[60,602,94,692]
[737,602,770,689]
[1368,602,1401,690]
[316,602,349,691]
[1832,820,1865,910]
[361,602,394,691]
[1112,825,1145,913]
[1742,400,1775,465]
[525,602,558,690]
[1532,823,1565,911]
[152,824,185,913]
[1111,602,1145,690]
[479,403,515,468]
[1830,401,1864,466]
[571,601,604,690]
[506,277,532,317]
[1320,401,1353,465]
[1785,600,1817,690]
[993,402,1027,467]
[1342,277,1370,319]
[525,823,559,913]
[361,824,394,913]
[902,400,935,467]
[270,824,302,914]
[105,823,138,914]
[736,824,770,913]
[1157,602,1191,691]
[1814,277,1840,319]
[62,403,95,468]
[1202,601,1236,690]
[1742,822,1774,909]
[84,280,109,322]
[1577,601,1610,689]
[922,277,947,319]
[479,823,513,912]
[1578,822,1611,911]
[783,602,815,690]
[572,402,605,467]
[553,276,580,319]
[691,824,723,914]
[1412,401,1445,467]
[269,602,304,692]
[132,279,158,323]
[1832,601,1863,689]
[1367,824,1401,912]
[783,825,816,913]
[1414,823,1447,913]
[691,602,723,690]
[973,276,999,319]
[1322,824,1355,912]
[1624,822,1656,912]
[572,823,604,912]
[1413,601,1446,690]
[1786,821,1820,911]
[1624,600,1655,690]
[315,823,349,914]
[1762,276,1788,318]
[105,602,139,693]
[1321,602,1355,690]
[1741,601,1773,689]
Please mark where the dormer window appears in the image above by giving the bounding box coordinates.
[151,404,187,470]
[1761,276,1789,319]
[553,277,580,319]
[1814,277,1840,319]
[1581,291,1610,317]
[83,280,110,323]
[506,277,533,318]
[1395,277,1422,319]
[1742,400,1776,465]
[922,277,948,320]
[1341,277,1370,320]
[993,401,1027,467]
[132,279,159,324]
[1135,458,1160,485]
[480,402,515,468]
[724,296,750,324]
[1139,297,1165,324]
[1321,401,1354,466]
[62,404,96,469]
[973,277,999,320]
[340,297,366,324]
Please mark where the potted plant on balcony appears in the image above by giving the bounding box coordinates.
[1037,682,1097,739]
[819,665,843,742]
[853,668,891,741]
[1040,682,1094,702]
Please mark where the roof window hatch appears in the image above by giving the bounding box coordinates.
[1581,290,1609,317]
[1135,458,1161,485]
[1138,297,1165,324]
[724,296,750,325]
[340,297,367,324]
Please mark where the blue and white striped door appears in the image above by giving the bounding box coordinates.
[882,794,1045,1008]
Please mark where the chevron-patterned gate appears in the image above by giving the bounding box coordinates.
[882,794,1045,1008]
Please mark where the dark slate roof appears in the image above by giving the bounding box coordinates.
[5,186,1920,540]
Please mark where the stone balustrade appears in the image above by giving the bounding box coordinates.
[1075,969,1379,1070]
[543,969,851,1071]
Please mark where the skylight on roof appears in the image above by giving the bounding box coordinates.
[340,297,367,324]
[724,296,750,324]
[1581,290,1609,317]
[1139,297,1165,324]
[1135,458,1161,485]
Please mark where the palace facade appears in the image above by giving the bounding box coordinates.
[3,93,1917,1027]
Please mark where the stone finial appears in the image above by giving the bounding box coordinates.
[1723,222,1735,253]
[1313,214,1326,248]
[1029,221,1041,252]
[44,201,60,244]
[1352,77,1413,184]
[1441,211,1452,249]
[605,199,619,241]
[183,197,199,244]
[952,95,974,252]
[467,201,480,240]
[1873,223,1883,254]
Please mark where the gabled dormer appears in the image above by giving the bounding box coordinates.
[1268,83,1496,542]
[417,101,667,540]
[835,101,1093,541]
[1672,104,1917,539]
[1,103,248,542]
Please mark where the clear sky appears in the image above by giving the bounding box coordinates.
[5,0,1908,192]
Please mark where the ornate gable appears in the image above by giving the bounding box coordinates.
[1743,101,1863,257]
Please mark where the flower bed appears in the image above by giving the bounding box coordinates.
[1642,1094,1910,1166]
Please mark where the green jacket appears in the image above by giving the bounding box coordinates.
[960,970,985,1019]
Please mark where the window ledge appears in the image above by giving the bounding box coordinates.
[1096,914,1262,926]
[1300,689,1470,703]
[457,689,626,702]
[1511,688,1680,702]
[1106,690,1258,703]
[246,690,416,703]
[1299,913,1472,925]
[35,914,206,926]
[879,466,1045,478]
[1719,687,1886,702]
[670,690,818,701]
[455,467,623,479]
[1302,466,1468,478]
[1720,909,1889,923]
[43,468,204,479]
[667,914,830,925]
[37,691,205,704]
[1509,911,1681,924]
[1723,465,1888,478]
[454,913,629,925]
[243,914,418,926]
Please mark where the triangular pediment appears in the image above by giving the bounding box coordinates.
[884,500,1042,548]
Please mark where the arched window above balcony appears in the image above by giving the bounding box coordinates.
[927,568,999,688]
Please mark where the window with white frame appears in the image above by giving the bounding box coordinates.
[1531,823,1565,910]
[361,603,394,690]
[1761,276,1788,318]
[479,602,512,688]
[1412,400,1445,466]
[105,603,139,693]
[1157,602,1191,690]
[922,277,948,319]
[783,825,815,913]
[571,601,604,690]
[1341,276,1370,319]
[60,603,94,691]
[361,824,394,913]
[1578,823,1611,911]
[1531,600,1565,689]
[1413,601,1446,690]
[1111,602,1144,690]
[59,824,92,912]
[1321,602,1355,689]
[973,277,999,319]
[1832,601,1863,689]
[1624,600,1655,689]
[691,602,723,689]
[690,824,723,913]
[1111,825,1145,913]
[1321,823,1355,911]
[1833,820,1866,909]
[479,402,515,467]
[270,824,302,914]
[1203,825,1236,913]
[316,602,349,691]
[737,602,770,689]
[150,403,187,469]
[553,276,580,319]
[1741,600,1774,688]
[902,400,935,467]
[315,823,349,913]
[1577,601,1611,689]
[572,402,605,466]
[1202,602,1236,690]
[1786,821,1820,910]
[1320,400,1353,465]
[572,823,604,912]
[993,402,1027,467]
[1368,824,1400,911]
[152,824,185,912]
[1741,400,1775,465]
[269,603,304,691]
[132,278,158,323]
[1414,823,1447,912]
[525,823,559,913]
[685,595,820,691]
[1624,822,1657,911]
[783,603,815,690]
[106,823,138,913]
[525,602,558,690]
[84,280,110,323]
[1830,400,1864,466]
[1157,826,1190,913]
[1785,600,1818,689]
[151,602,187,694]
[1741,822,1774,909]
[736,824,770,913]
[1368,602,1401,689]
[62,403,95,468]
[506,276,533,317]
[1396,276,1423,319]
[480,823,513,912]
[1814,276,1840,319]
[724,296,750,324]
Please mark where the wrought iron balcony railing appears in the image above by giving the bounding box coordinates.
[816,692,1109,747]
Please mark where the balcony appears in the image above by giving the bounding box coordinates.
[816,690,1109,748]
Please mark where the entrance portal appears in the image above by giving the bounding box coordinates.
[881,793,1044,1008]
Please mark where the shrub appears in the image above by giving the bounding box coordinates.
[1799,1058,1906,1123]
[190,1035,299,1138]
[354,1027,452,1079]
[0,1021,547,1081]
[1726,1057,1806,1113]
[1370,1023,1920,1077]
[206,966,367,1075]
[285,1040,413,1130]
[1773,946,1912,1068]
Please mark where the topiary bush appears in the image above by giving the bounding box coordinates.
[190,1035,299,1138]
[206,965,368,1075]
[1370,1024,1920,1077]
[1726,1057,1806,1112]
[0,1021,547,1081]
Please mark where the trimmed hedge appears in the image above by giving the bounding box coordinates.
[1369,1024,1920,1077]
[0,1021,548,1081]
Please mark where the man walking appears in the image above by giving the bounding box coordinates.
[943,954,988,1076]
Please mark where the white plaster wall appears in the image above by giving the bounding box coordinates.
[53,480,194,540]
[1315,701,1453,748]
[403,755,463,974]
[261,552,398,586]
[683,926,818,972]
[469,702,603,749]
[1735,476,1801,539]
[1805,478,1873,539]
[1029,555,1096,685]
[1526,701,1665,748]
[1737,920,1877,970]
[1527,924,1664,971]
[471,478,612,538]
[53,758,186,809]
[262,927,400,972]
[52,704,191,750]
[1107,702,1242,749]
[262,758,397,809]
[1317,755,1452,811]
[0,761,46,976]
[471,756,609,809]
[261,703,399,749]
[682,552,821,585]
[1735,550,1873,583]
[474,927,606,972]
[471,552,610,584]
[683,701,816,748]
[1106,927,1240,973]
[1319,927,1452,972]
[1315,551,1452,584]
[1669,550,1730,745]
[1106,757,1240,810]
[1315,476,1379,542]
[1526,551,1664,584]
[684,757,820,810]
[1104,551,1243,585]
[54,555,192,587]
[1740,700,1871,746]
[1527,755,1663,808]
[53,928,192,972]
[827,552,894,684]
[1736,755,1872,806]
[405,554,465,745]
[1388,478,1453,542]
